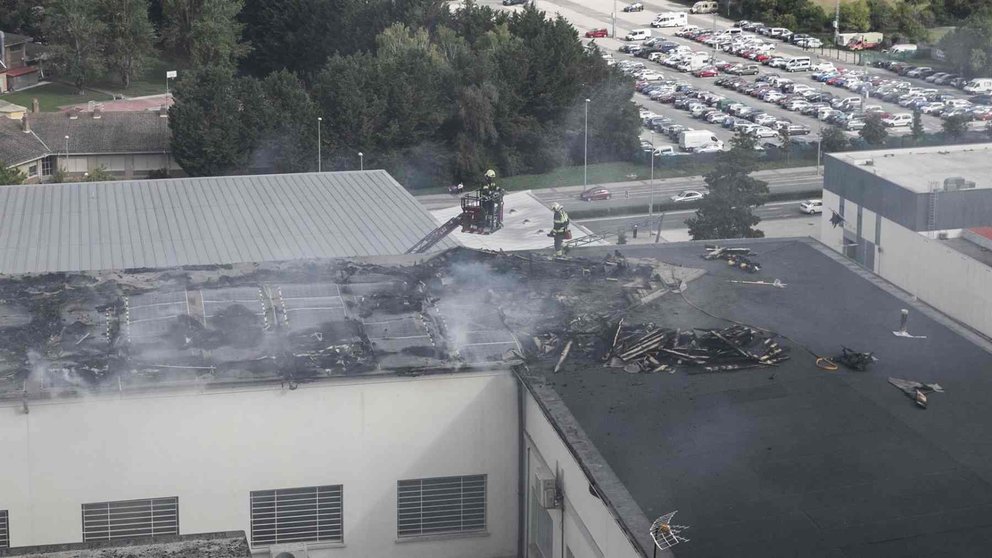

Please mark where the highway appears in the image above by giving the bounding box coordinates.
[576,200,811,234]
[416,165,822,211]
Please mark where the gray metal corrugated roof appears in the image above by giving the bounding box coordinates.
[0,170,455,273]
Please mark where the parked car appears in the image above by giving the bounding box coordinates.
[585,28,608,38]
[672,190,705,202]
[502,0,526,5]
[799,199,823,214]
[580,187,612,201]
[622,2,644,12]
[749,126,778,138]
[693,67,719,78]
[882,113,912,127]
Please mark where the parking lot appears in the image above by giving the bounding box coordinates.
[479,0,981,156]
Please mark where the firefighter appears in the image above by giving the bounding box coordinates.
[550,202,570,256]
[480,169,500,229]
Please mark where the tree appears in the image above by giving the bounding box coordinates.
[943,114,970,139]
[778,126,792,161]
[840,0,871,33]
[911,109,925,141]
[860,113,888,146]
[867,0,897,34]
[98,0,157,88]
[0,164,26,185]
[161,0,249,68]
[44,0,107,92]
[687,132,769,240]
[168,66,260,176]
[820,125,848,152]
[0,1,47,37]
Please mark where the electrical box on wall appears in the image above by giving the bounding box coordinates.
[539,478,561,509]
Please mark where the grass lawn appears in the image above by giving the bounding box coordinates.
[88,54,178,98]
[3,82,113,112]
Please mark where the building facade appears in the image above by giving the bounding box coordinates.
[820,144,992,338]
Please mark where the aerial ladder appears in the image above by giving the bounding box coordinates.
[406,190,504,254]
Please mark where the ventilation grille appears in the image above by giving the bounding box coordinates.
[0,509,8,549]
[82,497,178,542]
[397,475,486,537]
[251,485,343,546]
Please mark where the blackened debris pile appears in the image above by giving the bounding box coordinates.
[604,324,789,374]
[703,245,761,273]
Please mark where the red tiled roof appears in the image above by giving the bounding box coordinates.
[968,227,992,241]
[5,65,37,77]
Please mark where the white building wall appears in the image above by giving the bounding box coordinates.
[0,371,519,558]
[820,189,843,248]
[876,217,992,338]
[523,391,644,558]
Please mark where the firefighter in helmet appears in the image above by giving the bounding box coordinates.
[550,202,570,256]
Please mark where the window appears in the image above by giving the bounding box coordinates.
[81,497,178,542]
[41,156,53,176]
[397,475,486,538]
[27,164,37,177]
[250,485,342,546]
[0,509,8,549]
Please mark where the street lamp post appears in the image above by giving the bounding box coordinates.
[649,130,655,216]
[711,9,717,63]
[359,152,364,171]
[584,99,590,187]
[317,117,322,172]
[64,135,69,175]
[612,0,616,38]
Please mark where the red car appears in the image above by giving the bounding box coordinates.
[693,67,719,78]
[755,53,772,63]
[585,28,608,38]
[580,187,612,201]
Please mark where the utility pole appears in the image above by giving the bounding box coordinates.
[317,117,322,172]
[833,0,840,44]
[584,99,590,187]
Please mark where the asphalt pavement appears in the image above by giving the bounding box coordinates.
[480,0,951,151]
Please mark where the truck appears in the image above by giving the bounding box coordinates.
[679,130,724,152]
[652,12,687,28]
[835,32,883,48]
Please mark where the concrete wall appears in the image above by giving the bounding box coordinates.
[523,390,643,558]
[875,219,992,338]
[0,371,519,558]
[821,191,992,338]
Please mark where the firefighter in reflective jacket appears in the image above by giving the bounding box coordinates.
[550,202,570,256]
[480,169,497,223]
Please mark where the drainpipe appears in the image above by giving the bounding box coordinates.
[517,373,527,558]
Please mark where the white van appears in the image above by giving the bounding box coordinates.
[625,29,651,41]
[964,78,992,94]
[652,12,688,28]
[690,1,718,14]
[785,56,811,72]
[886,44,918,55]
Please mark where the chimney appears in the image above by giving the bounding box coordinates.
[21,114,29,133]
[31,98,39,113]
[93,105,102,119]
[159,104,168,118]
[68,108,79,120]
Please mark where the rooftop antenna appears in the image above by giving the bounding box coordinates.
[650,511,690,555]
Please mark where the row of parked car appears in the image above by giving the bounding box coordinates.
[871,59,992,94]
[809,66,992,123]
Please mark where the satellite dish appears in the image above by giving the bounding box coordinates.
[274,553,297,558]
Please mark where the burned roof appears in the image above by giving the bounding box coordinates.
[516,239,992,558]
[0,248,668,401]
[0,531,251,557]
